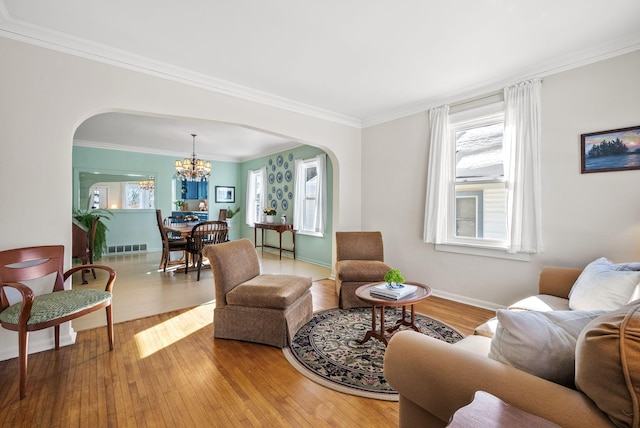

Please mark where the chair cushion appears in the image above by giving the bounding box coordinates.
[575,302,640,428]
[336,260,391,282]
[0,290,112,325]
[226,274,311,309]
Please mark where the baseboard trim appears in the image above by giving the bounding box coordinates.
[0,326,77,361]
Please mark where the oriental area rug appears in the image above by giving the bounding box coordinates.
[283,307,464,401]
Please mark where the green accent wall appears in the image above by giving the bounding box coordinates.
[238,146,333,267]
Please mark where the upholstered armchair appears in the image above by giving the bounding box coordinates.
[202,239,312,348]
[335,231,392,309]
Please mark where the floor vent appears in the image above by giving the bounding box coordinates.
[107,244,147,254]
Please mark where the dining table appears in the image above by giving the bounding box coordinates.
[166,224,195,237]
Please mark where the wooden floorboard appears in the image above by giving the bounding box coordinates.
[0,255,494,427]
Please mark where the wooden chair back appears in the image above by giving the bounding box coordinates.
[188,221,228,252]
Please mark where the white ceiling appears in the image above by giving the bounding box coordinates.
[2,0,639,161]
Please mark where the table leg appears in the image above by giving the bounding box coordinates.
[279,230,283,259]
[292,230,296,259]
[254,226,257,248]
[357,304,390,346]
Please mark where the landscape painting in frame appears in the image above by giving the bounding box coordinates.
[581,125,640,174]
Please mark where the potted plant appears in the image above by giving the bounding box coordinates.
[263,207,276,223]
[73,208,112,261]
[173,200,184,211]
[384,269,405,289]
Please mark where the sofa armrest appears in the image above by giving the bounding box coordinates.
[384,331,611,428]
[538,266,582,299]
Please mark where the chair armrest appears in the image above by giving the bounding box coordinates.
[64,265,117,292]
[538,266,582,299]
[0,282,35,325]
[384,331,611,428]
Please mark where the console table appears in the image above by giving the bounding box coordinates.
[254,223,295,260]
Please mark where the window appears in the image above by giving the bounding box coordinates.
[424,79,543,255]
[451,110,507,246]
[245,167,266,226]
[293,154,326,236]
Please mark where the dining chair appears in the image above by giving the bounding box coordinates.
[0,245,116,399]
[155,209,188,271]
[185,221,228,280]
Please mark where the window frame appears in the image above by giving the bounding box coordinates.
[293,155,326,237]
[445,103,508,250]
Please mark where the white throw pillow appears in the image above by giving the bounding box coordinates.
[489,309,605,387]
[569,257,640,311]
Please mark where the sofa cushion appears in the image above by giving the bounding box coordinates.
[489,309,604,387]
[474,295,571,338]
[575,302,640,428]
[226,274,311,309]
[508,294,571,312]
[569,257,640,311]
[335,260,391,282]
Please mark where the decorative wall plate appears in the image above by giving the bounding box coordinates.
[285,170,292,182]
[277,155,283,167]
[271,199,277,209]
[269,173,274,184]
[288,192,293,199]
[284,161,289,169]
[276,189,283,199]
[288,153,293,161]
[282,199,288,210]
[284,185,288,192]
[271,164,276,172]
[276,171,283,183]
[268,159,273,166]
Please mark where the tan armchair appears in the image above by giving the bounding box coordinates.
[335,231,392,309]
[202,239,312,347]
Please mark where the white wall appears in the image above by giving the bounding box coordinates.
[0,37,362,360]
[362,50,640,308]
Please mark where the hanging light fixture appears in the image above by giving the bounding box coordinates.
[174,133,212,182]
[139,176,155,191]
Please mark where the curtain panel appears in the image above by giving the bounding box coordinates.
[423,79,543,253]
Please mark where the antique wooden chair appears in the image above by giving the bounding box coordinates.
[185,221,228,280]
[155,209,187,271]
[0,245,116,399]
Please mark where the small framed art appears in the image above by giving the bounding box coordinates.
[581,125,640,173]
[215,186,235,203]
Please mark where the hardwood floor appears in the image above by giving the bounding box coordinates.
[0,251,494,427]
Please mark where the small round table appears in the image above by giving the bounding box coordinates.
[355,281,432,346]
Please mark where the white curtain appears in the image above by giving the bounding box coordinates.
[245,167,266,226]
[293,159,305,230]
[293,154,326,235]
[423,105,451,243]
[503,79,544,253]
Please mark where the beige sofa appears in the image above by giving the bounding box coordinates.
[384,266,640,428]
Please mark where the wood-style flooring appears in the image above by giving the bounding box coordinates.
[0,251,494,427]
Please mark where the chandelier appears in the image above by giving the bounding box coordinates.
[174,133,211,182]
[139,176,155,191]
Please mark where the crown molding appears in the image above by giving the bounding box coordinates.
[361,33,640,128]
[0,8,362,129]
[2,3,639,131]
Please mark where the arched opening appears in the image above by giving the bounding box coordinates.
[72,110,337,271]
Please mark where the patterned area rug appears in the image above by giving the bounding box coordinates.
[283,307,464,401]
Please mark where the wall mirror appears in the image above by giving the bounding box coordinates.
[76,170,156,210]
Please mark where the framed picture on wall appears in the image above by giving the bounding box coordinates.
[215,186,235,203]
[581,125,640,173]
